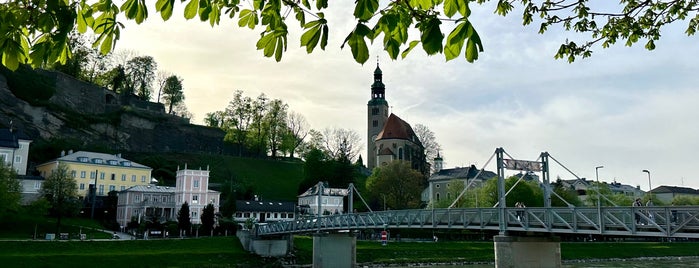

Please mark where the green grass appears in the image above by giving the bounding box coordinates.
[293,236,699,265]
[127,152,305,201]
[0,237,269,268]
[0,214,111,240]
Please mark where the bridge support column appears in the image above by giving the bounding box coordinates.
[312,233,356,268]
[493,235,561,268]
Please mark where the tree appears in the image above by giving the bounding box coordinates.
[2,0,696,71]
[40,163,79,233]
[265,99,288,158]
[125,56,157,100]
[433,179,466,208]
[177,202,191,237]
[413,124,442,173]
[284,112,309,159]
[204,111,226,129]
[366,160,425,210]
[249,94,269,157]
[475,176,544,208]
[200,203,216,236]
[162,75,185,114]
[223,90,253,157]
[319,128,362,162]
[0,162,21,220]
[154,70,171,103]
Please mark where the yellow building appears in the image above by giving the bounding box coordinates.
[36,151,152,197]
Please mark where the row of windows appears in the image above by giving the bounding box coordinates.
[76,157,131,166]
[0,154,21,164]
[236,212,295,219]
[299,197,341,205]
[72,170,146,183]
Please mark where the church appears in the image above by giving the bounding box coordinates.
[366,64,429,176]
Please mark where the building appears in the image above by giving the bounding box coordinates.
[424,159,497,206]
[233,198,296,225]
[559,179,644,204]
[36,151,152,198]
[18,175,44,205]
[298,182,348,215]
[116,166,221,227]
[651,186,699,204]
[366,64,428,175]
[0,127,31,175]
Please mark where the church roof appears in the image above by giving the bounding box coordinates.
[0,128,31,148]
[378,147,394,156]
[376,113,421,144]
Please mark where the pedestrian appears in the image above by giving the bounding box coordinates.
[633,198,643,224]
[515,202,525,222]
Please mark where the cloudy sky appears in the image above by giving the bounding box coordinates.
[113,2,699,190]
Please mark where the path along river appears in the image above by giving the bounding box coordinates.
[385,256,699,267]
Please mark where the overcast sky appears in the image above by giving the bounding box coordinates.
[114,2,699,190]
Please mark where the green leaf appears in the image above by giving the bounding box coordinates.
[156,0,175,20]
[238,9,258,29]
[198,0,212,22]
[418,18,444,55]
[465,28,483,63]
[444,0,458,18]
[300,23,321,53]
[320,24,328,50]
[385,38,400,59]
[341,23,371,64]
[184,0,199,20]
[316,0,328,9]
[445,21,470,61]
[401,40,420,59]
[354,0,379,21]
[120,0,148,24]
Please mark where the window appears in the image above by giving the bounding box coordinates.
[111,173,115,180]
[90,171,96,179]
[398,148,403,160]
[373,120,378,127]
[108,160,118,165]
[14,155,21,163]
[109,185,115,192]
[100,172,105,180]
[436,193,440,201]
[121,161,131,167]
[131,175,136,182]
[135,195,140,202]
[78,157,89,163]
[193,179,199,188]
[372,107,379,115]
[141,175,146,183]
[192,195,199,204]
[93,158,103,164]
[98,185,104,195]
[191,211,198,218]
[80,171,86,178]
[436,184,440,188]
[236,212,242,218]
[71,170,76,178]
[243,212,250,218]
[34,181,41,189]
[121,174,126,181]
[120,186,125,191]
[79,183,85,190]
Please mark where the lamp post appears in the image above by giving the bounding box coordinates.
[643,169,651,201]
[595,166,604,231]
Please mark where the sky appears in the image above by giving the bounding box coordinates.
[113,2,699,191]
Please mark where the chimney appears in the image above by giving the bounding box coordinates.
[68,149,73,155]
[60,150,65,157]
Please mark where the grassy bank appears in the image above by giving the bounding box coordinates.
[293,236,699,265]
[0,237,268,268]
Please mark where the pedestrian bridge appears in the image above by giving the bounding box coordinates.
[257,206,699,239]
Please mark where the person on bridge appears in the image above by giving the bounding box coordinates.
[633,198,643,225]
[516,202,526,222]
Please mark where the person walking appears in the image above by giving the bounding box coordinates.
[633,198,643,225]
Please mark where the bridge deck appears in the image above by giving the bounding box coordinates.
[257,206,699,238]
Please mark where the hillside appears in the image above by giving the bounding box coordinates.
[125,152,305,201]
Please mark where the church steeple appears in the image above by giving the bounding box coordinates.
[371,62,385,101]
[367,62,389,170]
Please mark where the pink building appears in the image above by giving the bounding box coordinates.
[116,166,221,227]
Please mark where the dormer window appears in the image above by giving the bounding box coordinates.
[93,158,103,164]
[120,161,131,167]
[78,157,89,163]
[108,160,118,165]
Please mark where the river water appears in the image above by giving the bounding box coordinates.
[385,257,699,267]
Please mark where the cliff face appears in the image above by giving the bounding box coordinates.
[0,70,227,155]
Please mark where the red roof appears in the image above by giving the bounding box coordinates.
[376,113,420,144]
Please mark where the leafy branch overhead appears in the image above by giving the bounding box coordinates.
[1,0,698,70]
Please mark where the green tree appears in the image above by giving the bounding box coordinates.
[177,202,191,237]
[434,179,466,208]
[2,0,696,71]
[125,55,157,100]
[162,75,185,114]
[413,124,442,173]
[200,203,216,236]
[0,162,21,220]
[40,163,79,233]
[265,99,288,158]
[284,111,309,159]
[475,176,544,208]
[223,90,253,157]
[550,180,582,207]
[366,160,425,210]
[249,94,269,157]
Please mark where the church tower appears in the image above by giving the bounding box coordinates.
[367,63,389,170]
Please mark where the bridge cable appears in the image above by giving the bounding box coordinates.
[549,154,618,207]
[348,183,374,213]
[448,151,496,208]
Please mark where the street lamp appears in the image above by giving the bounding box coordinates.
[595,166,604,231]
[643,169,651,201]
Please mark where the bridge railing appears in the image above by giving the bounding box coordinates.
[256,206,699,238]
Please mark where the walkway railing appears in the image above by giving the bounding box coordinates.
[257,206,699,238]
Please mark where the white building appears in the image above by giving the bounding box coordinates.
[116,165,220,227]
[233,198,296,224]
[298,182,348,215]
[0,128,31,175]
